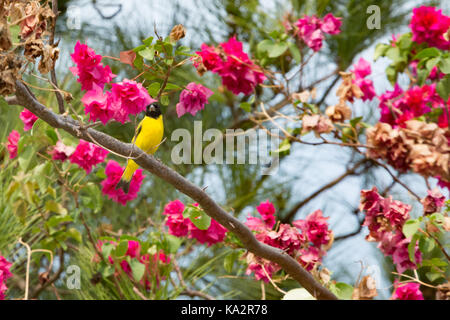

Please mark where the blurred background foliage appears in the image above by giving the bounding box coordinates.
[0,0,447,300]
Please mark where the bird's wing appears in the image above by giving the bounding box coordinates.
[131,119,144,145]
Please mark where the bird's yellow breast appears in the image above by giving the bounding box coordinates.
[134,115,164,155]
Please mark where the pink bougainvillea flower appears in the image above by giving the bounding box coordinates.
[355,77,376,101]
[320,13,342,35]
[71,63,115,92]
[195,44,223,72]
[421,189,445,214]
[176,82,213,117]
[70,41,103,70]
[410,6,450,50]
[110,79,156,123]
[293,210,332,247]
[163,200,190,237]
[410,60,444,81]
[101,160,145,205]
[360,187,411,241]
[351,58,375,101]
[392,237,422,274]
[19,109,38,131]
[295,14,341,51]
[195,37,266,95]
[438,101,449,129]
[70,41,116,91]
[125,240,141,258]
[81,83,115,125]
[263,224,304,255]
[48,141,75,161]
[245,216,271,233]
[163,200,227,245]
[391,281,424,300]
[218,37,266,95]
[6,130,20,159]
[352,58,372,79]
[297,246,322,271]
[256,200,276,229]
[295,15,324,52]
[245,261,276,283]
[437,176,450,191]
[360,187,421,274]
[0,255,12,300]
[378,83,443,128]
[188,219,227,246]
[69,139,108,174]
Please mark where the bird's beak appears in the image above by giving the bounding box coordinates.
[149,105,156,112]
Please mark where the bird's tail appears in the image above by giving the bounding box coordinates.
[115,160,138,194]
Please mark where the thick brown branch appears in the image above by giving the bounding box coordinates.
[9,81,337,300]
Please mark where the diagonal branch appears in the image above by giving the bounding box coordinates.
[8,80,337,300]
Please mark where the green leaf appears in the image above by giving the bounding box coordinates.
[224,251,239,273]
[133,55,143,69]
[267,42,288,58]
[413,47,440,60]
[95,168,107,180]
[426,57,440,72]
[46,128,58,144]
[257,39,274,55]
[164,83,182,91]
[129,259,146,282]
[439,57,450,74]
[183,204,211,230]
[114,240,129,258]
[34,162,52,193]
[164,234,182,254]
[101,243,115,261]
[287,42,301,63]
[386,65,397,85]
[350,116,363,128]
[419,236,435,253]
[45,200,68,216]
[239,102,252,112]
[402,219,421,238]
[67,228,82,243]
[138,47,155,61]
[142,36,154,46]
[18,146,34,172]
[407,234,420,264]
[147,82,161,98]
[330,282,354,300]
[161,95,169,106]
[416,68,430,86]
[9,24,20,43]
[46,215,73,228]
[271,138,291,155]
[385,47,401,62]
[374,43,389,61]
[99,263,114,278]
[436,75,450,100]
[421,258,448,268]
[426,272,443,282]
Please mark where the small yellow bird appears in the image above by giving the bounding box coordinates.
[116,104,164,193]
